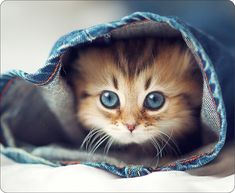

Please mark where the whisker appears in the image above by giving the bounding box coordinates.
[80,128,100,150]
[156,129,173,157]
[85,129,103,151]
[157,129,181,156]
[87,131,104,152]
[90,134,109,154]
[150,137,161,167]
[150,129,173,166]
[104,137,114,155]
[151,137,161,157]
[158,135,169,157]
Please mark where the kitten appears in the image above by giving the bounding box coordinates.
[62,37,203,167]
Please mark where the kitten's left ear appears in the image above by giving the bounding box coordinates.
[183,49,202,79]
[189,57,203,84]
[182,48,203,107]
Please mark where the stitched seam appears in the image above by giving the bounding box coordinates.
[184,37,221,126]
[0,62,61,101]
[35,63,61,86]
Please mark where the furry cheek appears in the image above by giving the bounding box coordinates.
[77,97,109,130]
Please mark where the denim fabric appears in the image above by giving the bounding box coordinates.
[0,12,233,178]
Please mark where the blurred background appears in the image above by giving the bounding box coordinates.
[1,0,235,73]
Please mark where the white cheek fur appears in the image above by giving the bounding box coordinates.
[103,124,156,144]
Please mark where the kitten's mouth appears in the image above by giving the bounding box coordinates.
[108,129,151,145]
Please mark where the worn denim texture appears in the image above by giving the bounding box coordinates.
[0,12,234,177]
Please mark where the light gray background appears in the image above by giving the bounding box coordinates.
[1,1,128,73]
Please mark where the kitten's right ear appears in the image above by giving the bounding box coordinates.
[60,47,84,90]
[60,47,80,79]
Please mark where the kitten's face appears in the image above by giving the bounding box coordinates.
[71,39,202,145]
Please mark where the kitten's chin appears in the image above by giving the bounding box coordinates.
[105,129,152,145]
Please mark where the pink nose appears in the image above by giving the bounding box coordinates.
[125,124,136,132]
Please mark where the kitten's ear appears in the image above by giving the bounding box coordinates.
[60,47,80,78]
[188,53,203,84]
[60,47,82,88]
[182,48,202,79]
[182,49,203,107]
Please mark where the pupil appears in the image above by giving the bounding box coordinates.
[150,95,157,102]
[149,94,158,104]
[108,95,112,101]
[105,93,112,101]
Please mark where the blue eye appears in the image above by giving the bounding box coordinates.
[144,91,165,110]
[100,90,120,109]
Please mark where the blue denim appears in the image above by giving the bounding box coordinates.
[0,12,234,178]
